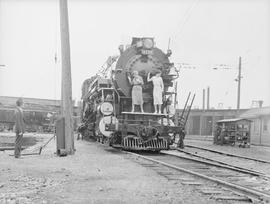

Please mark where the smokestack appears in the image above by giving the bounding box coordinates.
[202,89,205,110]
[207,87,210,110]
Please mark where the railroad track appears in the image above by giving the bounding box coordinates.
[185,144,270,164]
[124,150,270,203]
[176,145,270,176]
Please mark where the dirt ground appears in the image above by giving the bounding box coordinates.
[0,133,220,204]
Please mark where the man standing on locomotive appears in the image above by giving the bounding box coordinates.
[147,71,164,114]
[127,70,144,113]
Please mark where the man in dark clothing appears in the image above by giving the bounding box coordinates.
[177,129,186,149]
[14,98,25,158]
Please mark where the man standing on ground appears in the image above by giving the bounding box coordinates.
[14,98,25,158]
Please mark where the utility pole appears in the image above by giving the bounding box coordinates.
[237,56,242,113]
[59,0,74,155]
[207,86,210,110]
[202,89,205,110]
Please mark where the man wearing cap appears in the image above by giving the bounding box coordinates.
[14,98,25,158]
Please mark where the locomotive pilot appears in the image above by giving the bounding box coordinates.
[127,70,144,113]
[147,71,164,114]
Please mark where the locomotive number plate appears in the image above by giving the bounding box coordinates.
[141,49,153,55]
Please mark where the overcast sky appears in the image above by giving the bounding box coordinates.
[0,0,269,109]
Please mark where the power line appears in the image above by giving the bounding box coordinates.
[173,0,198,35]
[172,0,200,43]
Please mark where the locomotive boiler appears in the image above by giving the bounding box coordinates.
[80,37,192,151]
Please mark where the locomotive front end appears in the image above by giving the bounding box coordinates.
[81,37,188,151]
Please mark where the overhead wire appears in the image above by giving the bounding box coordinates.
[171,0,200,45]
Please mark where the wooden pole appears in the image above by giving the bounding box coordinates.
[237,56,242,112]
[207,87,210,110]
[202,89,205,110]
[59,0,74,154]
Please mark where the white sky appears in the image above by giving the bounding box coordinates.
[0,0,269,109]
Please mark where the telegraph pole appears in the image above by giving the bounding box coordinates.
[59,0,74,155]
[237,56,242,113]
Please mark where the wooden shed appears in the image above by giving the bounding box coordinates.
[240,107,270,146]
[214,118,251,147]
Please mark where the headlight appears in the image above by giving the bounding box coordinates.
[99,116,118,137]
[100,102,113,115]
[143,38,154,49]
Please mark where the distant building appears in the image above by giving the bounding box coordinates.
[177,109,248,136]
[0,96,80,133]
[177,107,270,146]
[240,107,270,146]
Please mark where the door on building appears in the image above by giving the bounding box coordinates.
[191,116,200,135]
[205,116,213,135]
[262,116,270,146]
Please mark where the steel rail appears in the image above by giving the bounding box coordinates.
[186,144,270,164]
[169,148,270,178]
[126,151,270,203]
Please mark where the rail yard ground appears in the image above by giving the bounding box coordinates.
[0,133,269,204]
[185,138,270,162]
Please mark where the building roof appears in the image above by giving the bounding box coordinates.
[217,118,251,123]
[0,96,74,113]
[240,107,270,118]
[0,96,61,107]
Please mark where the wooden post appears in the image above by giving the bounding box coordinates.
[237,56,242,113]
[202,89,205,110]
[207,87,210,110]
[59,0,74,154]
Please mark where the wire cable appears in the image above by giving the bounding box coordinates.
[172,0,200,44]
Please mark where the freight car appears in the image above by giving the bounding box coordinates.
[80,37,193,151]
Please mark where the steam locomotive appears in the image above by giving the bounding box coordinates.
[80,37,192,151]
